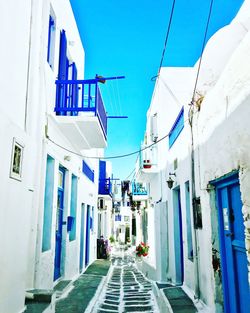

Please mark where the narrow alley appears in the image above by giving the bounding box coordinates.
[53,246,199,313]
[1,1,250,313]
[90,247,159,313]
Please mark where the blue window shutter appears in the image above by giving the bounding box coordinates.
[169,107,184,148]
[56,30,68,115]
[58,30,67,80]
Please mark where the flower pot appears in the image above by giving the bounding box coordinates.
[143,160,151,169]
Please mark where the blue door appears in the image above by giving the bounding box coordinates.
[173,188,184,284]
[215,173,250,313]
[79,204,85,271]
[85,205,91,266]
[54,169,65,281]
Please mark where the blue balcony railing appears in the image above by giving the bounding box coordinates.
[132,182,147,196]
[55,79,107,139]
[99,178,112,195]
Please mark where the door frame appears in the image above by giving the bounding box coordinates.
[79,203,85,271]
[54,167,66,281]
[85,205,91,267]
[173,186,184,284]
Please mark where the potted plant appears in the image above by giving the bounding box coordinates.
[136,242,149,257]
[143,160,151,169]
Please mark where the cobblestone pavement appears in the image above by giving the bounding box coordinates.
[90,247,159,313]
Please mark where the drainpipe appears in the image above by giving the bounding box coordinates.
[24,0,34,132]
[189,104,201,299]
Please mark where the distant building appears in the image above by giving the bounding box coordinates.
[98,160,113,240]
[0,1,110,312]
[135,2,250,312]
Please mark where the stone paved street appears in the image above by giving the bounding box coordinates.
[90,247,159,313]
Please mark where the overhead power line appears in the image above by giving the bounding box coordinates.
[191,0,214,102]
[46,114,193,160]
[158,0,176,75]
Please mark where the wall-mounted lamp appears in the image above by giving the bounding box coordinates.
[166,173,176,189]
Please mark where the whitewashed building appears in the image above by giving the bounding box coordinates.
[135,1,250,312]
[0,0,110,312]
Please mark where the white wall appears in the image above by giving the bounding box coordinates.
[0,0,102,311]
[0,0,45,312]
[138,2,250,312]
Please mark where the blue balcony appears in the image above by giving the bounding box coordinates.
[53,79,107,150]
[99,178,112,197]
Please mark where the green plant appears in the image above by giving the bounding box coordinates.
[109,235,115,243]
[136,242,149,257]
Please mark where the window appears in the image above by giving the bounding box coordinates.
[10,138,24,181]
[124,216,130,222]
[47,13,56,68]
[69,175,78,241]
[42,156,55,251]
[115,214,122,222]
[169,107,184,148]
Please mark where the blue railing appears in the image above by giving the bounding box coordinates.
[82,160,94,182]
[99,178,112,195]
[132,182,147,195]
[55,80,107,139]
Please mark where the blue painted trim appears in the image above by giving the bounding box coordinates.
[210,170,239,187]
[82,160,94,182]
[169,107,184,148]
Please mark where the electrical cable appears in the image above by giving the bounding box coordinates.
[191,0,214,102]
[46,114,193,160]
[157,0,176,75]
[125,168,136,180]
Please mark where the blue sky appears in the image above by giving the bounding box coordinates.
[70,0,243,180]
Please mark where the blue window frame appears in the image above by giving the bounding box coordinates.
[169,107,184,148]
[47,15,56,68]
[115,214,122,222]
[82,160,94,182]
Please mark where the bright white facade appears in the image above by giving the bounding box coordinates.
[0,1,108,312]
[135,1,250,312]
